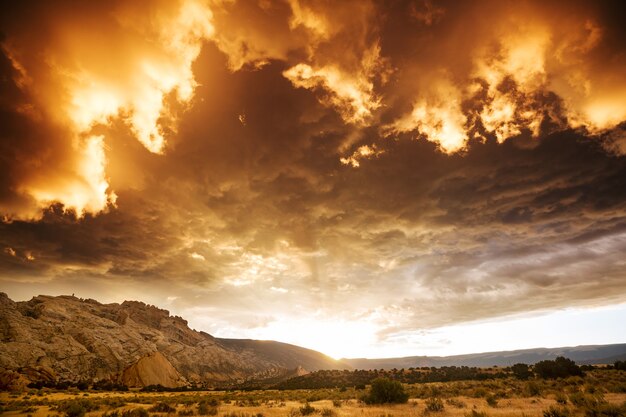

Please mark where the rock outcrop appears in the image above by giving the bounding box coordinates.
[0,369,30,391]
[120,351,186,388]
[0,293,348,389]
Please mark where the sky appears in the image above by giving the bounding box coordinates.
[1,0,626,360]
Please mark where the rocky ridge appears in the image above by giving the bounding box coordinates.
[0,293,347,389]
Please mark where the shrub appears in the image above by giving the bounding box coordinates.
[486,395,498,408]
[465,411,488,417]
[299,403,317,416]
[179,410,194,416]
[331,400,342,408]
[534,357,583,379]
[56,399,99,417]
[320,408,335,417]
[584,402,626,417]
[555,392,568,405]
[512,364,532,380]
[206,399,220,407]
[472,388,489,398]
[569,392,603,408]
[526,382,542,397]
[121,409,149,417]
[64,402,86,417]
[543,406,570,417]
[150,402,176,413]
[614,361,626,371]
[425,398,444,413]
[197,402,218,416]
[446,398,466,408]
[222,413,258,417]
[363,378,409,404]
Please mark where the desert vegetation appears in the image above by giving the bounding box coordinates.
[1,364,625,417]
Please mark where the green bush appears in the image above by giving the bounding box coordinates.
[362,378,409,404]
[512,364,533,380]
[534,357,583,379]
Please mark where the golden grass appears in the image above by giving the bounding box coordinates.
[1,388,624,417]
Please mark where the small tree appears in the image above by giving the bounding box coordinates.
[363,378,409,404]
[511,363,532,380]
[534,357,583,379]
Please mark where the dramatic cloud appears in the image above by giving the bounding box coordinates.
[1,0,625,357]
[383,1,626,154]
[1,0,213,219]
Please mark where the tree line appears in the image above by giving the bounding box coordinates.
[273,356,619,390]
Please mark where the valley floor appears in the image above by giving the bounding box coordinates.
[1,372,625,417]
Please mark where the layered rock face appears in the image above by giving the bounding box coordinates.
[0,293,346,387]
[120,351,186,388]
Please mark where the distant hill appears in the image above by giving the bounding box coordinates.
[0,293,347,389]
[343,344,626,369]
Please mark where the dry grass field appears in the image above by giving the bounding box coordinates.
[1,370,625,417]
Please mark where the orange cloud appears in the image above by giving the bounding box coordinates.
[283,50,383,125]
[340,144,384,168]
[386,6,626,155]
[1,0,214,220]
[385,76,468,153]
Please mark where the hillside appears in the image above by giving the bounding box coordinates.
[343,344,626,369]
[0,293,347,389]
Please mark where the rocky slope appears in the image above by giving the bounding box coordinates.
[0,293,347,388]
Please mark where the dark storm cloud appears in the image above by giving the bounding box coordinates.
[0,0,625,347]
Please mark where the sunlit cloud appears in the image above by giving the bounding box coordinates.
[189,252,206,261]
[283,44,386,125]
[386,77,468,153]
[340,144,385,168]
[24,135,115,217]
[1,0,214,219]
[386,8,626,155]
